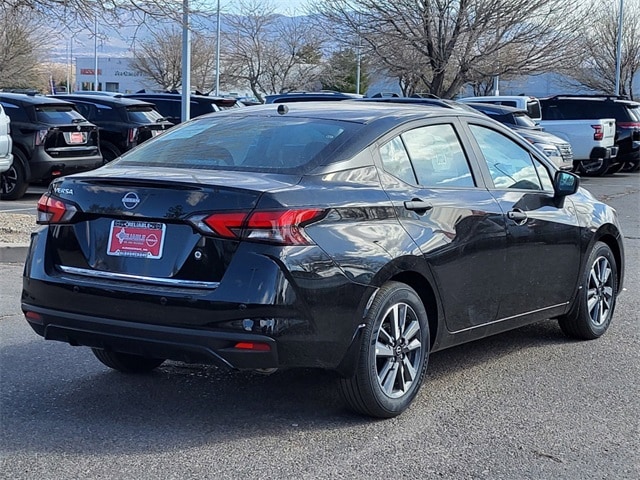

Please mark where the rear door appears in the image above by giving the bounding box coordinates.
[375,118,508,332]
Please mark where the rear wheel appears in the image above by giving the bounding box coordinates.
[621,159,640,172]
[606,162,625,174]
[558,242,618,339]
[100,141,120,164]
[339,282,430,418]
[578,158,610,177]
[92,348,165,373]
[0,150,29,200]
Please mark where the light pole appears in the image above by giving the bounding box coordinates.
[94,17,99,91]
[182,0,191,122]
[215,0,221,96]
[614,0,624,96]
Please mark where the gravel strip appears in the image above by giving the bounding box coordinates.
[0,212,39,244]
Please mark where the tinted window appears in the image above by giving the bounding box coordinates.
[469,124,552,190]
[35,104,85,123]
[126,106,164,123]
[0,101,30,123]
[401,124,475,187]
[526,100,541,120]
[116,115,357,173]
[379,136,416,184]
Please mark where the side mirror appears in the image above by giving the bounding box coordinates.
[553,170,579,198]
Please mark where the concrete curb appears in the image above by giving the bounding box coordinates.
[0,243,29,264]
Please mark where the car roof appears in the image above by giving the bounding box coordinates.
[126,92,230,101]
[209,101,481,125]
[55,94,155,108]
[0,92,76,106]
[464,102,528,115]
[265,92,363,103]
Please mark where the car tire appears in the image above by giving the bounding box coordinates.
[606,162,625,174]
[339,282,430,418]
[558,241,618,340]
[0,149,29,200]
[92,348,165,373]
[100,141,120,164]
[621,160,640,172]
[578,158,611,177]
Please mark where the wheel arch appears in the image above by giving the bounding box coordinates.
[593,230,624,294]
[11,144,32,179]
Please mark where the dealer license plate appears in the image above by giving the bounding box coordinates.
[107,220,166,259]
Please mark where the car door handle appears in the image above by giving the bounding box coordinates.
[507,209,528,224]
[404,200,433,212]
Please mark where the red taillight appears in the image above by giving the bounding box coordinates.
[198,209,325,245]
[234,342,271,352]
[592,125,604,141]
[36,193,77,224]
[617,122,640,129]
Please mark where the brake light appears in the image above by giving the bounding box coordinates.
[34,129,48,146]
[36,193,77,224]
[617,122,640,129]
[198,209,325,245]
[591,125,604,141]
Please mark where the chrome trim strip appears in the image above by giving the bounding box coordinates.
[450,303,569,334]
[58,265,219,289]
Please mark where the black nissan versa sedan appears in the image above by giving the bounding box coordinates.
[22,103,625,418]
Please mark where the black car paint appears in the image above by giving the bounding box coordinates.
[21,104,625,377]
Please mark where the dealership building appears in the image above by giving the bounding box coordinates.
[74,57,160,93]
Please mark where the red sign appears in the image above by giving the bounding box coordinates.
[80,68,102,75]
[107,220,166,259]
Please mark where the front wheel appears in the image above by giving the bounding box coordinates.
[558,242,618,339]
[340,282,430,418]
[92,348,165,373]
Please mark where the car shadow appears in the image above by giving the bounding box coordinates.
[1,319,572,456]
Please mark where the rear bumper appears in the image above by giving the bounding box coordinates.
[28,148,103,183]
[23,303,279,369]
[589,146,618,161]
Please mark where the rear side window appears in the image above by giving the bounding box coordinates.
[1,101,30,123]
[35,104,85,123]
[401,124,475,187]
[115,115,357,173]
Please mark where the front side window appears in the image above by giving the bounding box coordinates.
[469,124,552,190]
[401,124,475,187]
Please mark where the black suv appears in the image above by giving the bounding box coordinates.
[0,93,102,200]
[124,92,242,124]
[540,95,640,172]
[57,94,174,162]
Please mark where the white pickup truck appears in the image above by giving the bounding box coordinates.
[458,96,619,176]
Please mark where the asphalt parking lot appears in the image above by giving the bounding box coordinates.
[1,173,638,479]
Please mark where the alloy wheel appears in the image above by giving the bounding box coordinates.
[0,166,17,194]
[375,302,423,398]
[587,255,614,326]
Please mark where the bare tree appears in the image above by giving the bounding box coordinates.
[314,0,587,98]
[0,5,52,89]
[568,0,640,99]
[222,0,325,101]
[130,26,218,92]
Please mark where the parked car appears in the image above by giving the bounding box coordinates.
[24,102,624,418]
[458,95,543,122]
[0,93,102,200]
[265,91,363,103]
[124,92,242,124]
[55,94,174,162]
[355,97,573,170]
[0,103,13,173]
[464,102,574,170]
[540,95,640,173]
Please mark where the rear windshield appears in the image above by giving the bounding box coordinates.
[116,114,358,173]
[126,106,165,123]
[36,105,86,124]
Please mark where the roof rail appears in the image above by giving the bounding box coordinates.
[547,94,630,101]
